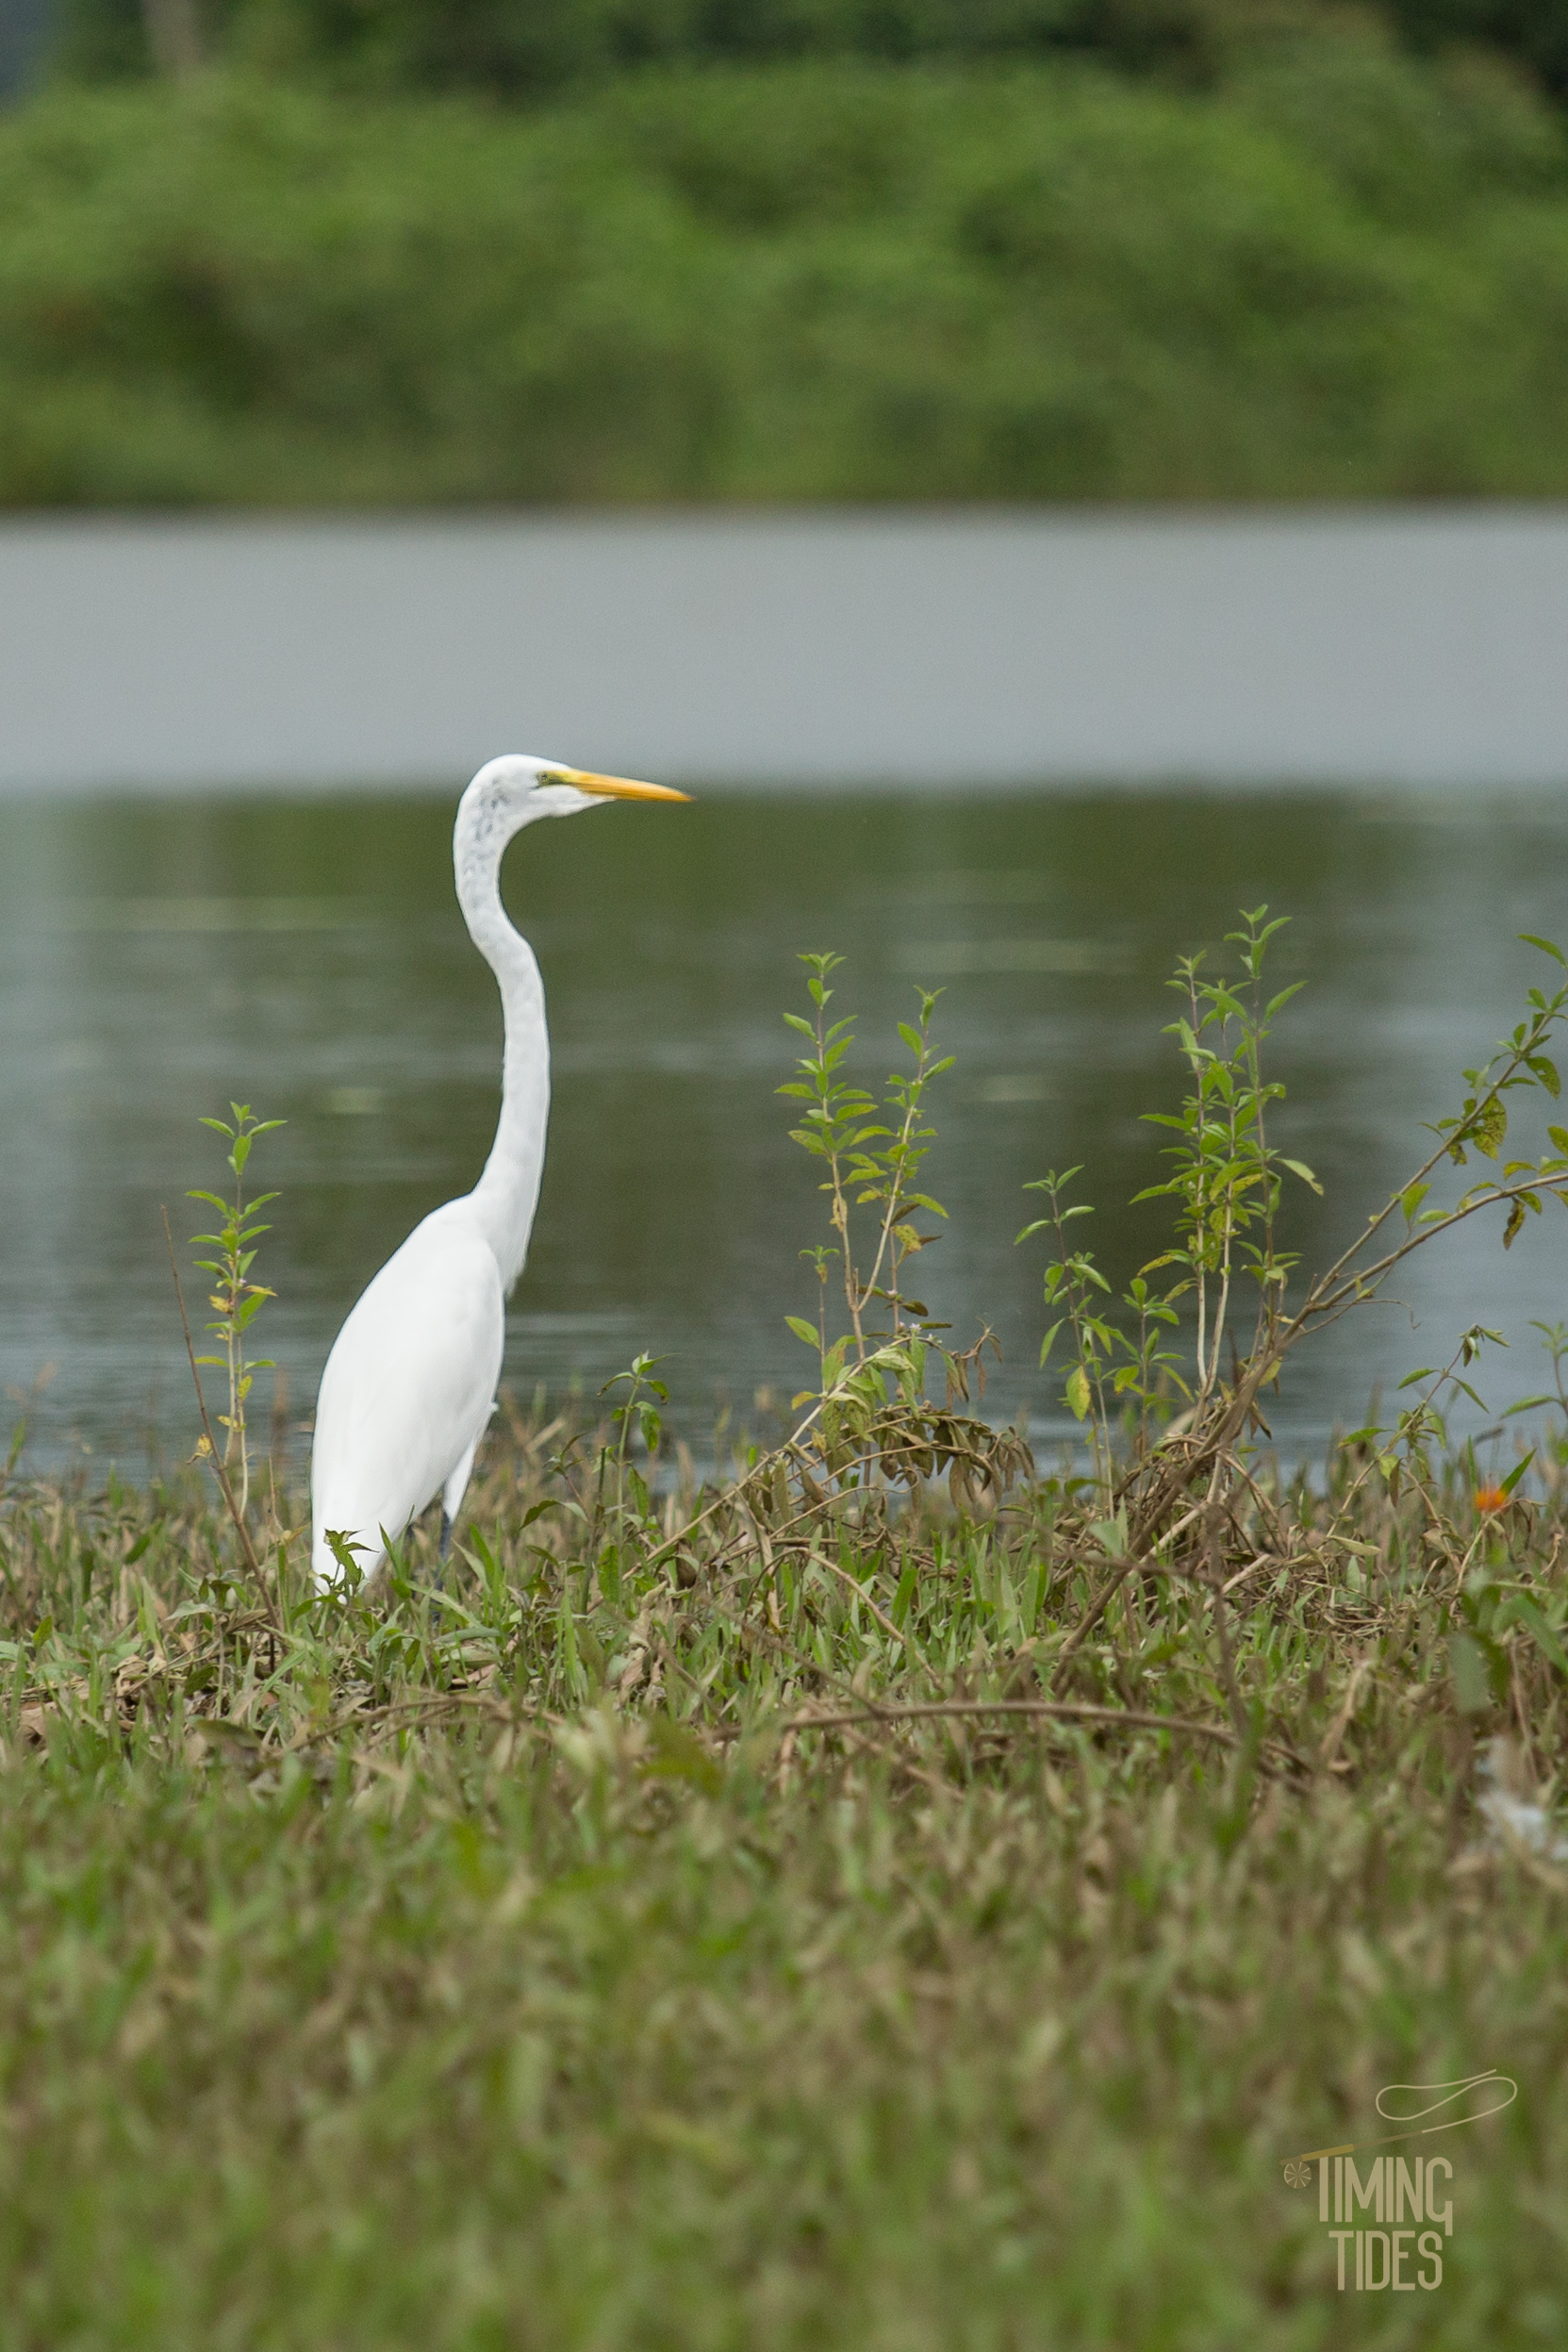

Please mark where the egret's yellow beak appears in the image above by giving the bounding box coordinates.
[553,768,691,803]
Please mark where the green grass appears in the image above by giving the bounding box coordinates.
[2,1391,1567,2348]
[4,41,1568,503]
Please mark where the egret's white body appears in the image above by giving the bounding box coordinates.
[310,754,685,1585]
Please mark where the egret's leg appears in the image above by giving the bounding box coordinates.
[439,1436,482,1567]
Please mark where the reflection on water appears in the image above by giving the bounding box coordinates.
[3,785,1567,1471]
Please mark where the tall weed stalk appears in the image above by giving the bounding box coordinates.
[188,1102,284,1522]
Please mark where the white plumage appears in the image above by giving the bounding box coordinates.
[310,753,687,1586]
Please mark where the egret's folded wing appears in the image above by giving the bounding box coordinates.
[311,1205,503,1577]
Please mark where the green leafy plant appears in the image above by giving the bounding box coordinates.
[780,952,952,1390]
[1020,909,1312,1490]
[590,1350,670,1560]
[1016,1168,1187,1493]
[1016,918,1568,1686]
[1134,909,1319,1398]
[675,951,1034,1558]
[188,1102,284,1522]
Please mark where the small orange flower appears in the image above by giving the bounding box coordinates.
[1475,1483,1509,1515]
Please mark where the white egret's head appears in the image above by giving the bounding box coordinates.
[464,752,690,834]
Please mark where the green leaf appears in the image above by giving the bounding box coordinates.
[1065,1365,1092,1421]
[1473,1098,1508,1161]
[1521,934,1568,968]
[1499,1450,1535,1499]
[1279,1157,1322,1194]
[784,1317,820,1349]
[324,1529,369,1582]
[1506,1592,1568,1679]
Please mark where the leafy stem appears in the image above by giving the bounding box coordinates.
[780,955,951,1382]
[189,1102,284,1521]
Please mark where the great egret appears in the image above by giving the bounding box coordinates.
[310,753,688,1586]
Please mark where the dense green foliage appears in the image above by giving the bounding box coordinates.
[45,0,1568,108]
[1388,0,1568,104]
[5,45,1568,505]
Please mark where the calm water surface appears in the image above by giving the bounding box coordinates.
[4,785,1567,1472]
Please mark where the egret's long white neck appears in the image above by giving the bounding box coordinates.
[454,790,551,1292]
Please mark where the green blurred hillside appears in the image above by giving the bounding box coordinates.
[44,0,1568,107]
[5,41,1568,503]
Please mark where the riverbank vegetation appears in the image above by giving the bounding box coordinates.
[43,0,1568,113]
[3,919,1568,2343]
[5,32,1568,502]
